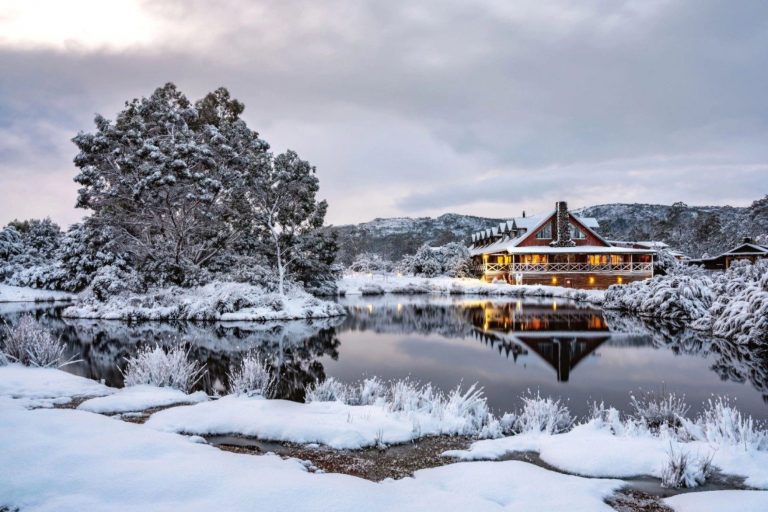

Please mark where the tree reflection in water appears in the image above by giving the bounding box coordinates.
[0,299,766,406]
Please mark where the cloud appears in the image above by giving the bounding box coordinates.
[0,0,767,227]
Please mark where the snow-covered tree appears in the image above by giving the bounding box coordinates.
[246,150,329,296]
[72,83,263,285]
[397,242,473,277]
[348,252,392,273]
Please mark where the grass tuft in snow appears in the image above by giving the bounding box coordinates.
[660,443,714,489]
[682,397,768,451]
[630,390,690,431]
[305,376,497,438]
[512,391,573,435]
[122,344,205,392]
[228,354,274,398]
[0,314,67,368]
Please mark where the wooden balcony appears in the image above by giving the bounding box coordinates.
[483,262,653,274]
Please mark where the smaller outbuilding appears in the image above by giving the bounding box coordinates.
[688,238,768,270]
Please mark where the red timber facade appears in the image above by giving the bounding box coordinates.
[469,201,655,289]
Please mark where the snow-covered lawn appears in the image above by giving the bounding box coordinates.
[0,363,113,408]
[0,399,626,512]
[62,281,345,321]
[339,273,605,304]
[0,283,75,303]
[446,419,768,490]
[78,385,208,414]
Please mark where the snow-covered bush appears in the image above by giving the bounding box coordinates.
[606,259,767,344]
[0,314,67,368]
[305,377,350,403]
[397,243,474,278]
[357,376,386,405]
[62,281,345,321]
[660,443,714,488]
[630,391,690,430]
[348,253,392,274]
[228,354,273,397]
[512,391,573,434]
[0,219,64,287]
[682,397,767,451]
[605,274,714,321]
[122,345,205,392]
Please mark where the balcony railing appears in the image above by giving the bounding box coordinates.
[483,262,653,274]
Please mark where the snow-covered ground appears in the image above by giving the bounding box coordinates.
[664,490,768,512]
[78,385,208,414]
[0,398,626,512]
[62,281,346,321]
[0,283,75,303]
[446,417,768,489]
[147,394,484,449]
[339,273,605,304]
[0,364,113,408]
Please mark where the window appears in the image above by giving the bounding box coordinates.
[588,255,608,266]
[610,255,623,265]
[522,254,548,264]
[569,223,586,240]
[535,223,552,239]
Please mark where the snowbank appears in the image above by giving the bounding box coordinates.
[604,260,768,343]
[446,417,768,489]
[146,393,490,449]
[62,281,345,321]
[664,490,768,512]
[0,283,75,303]
[77,385,208,414]
[0,364,113,407]
[0,400,624,512]
[339,274,605,304]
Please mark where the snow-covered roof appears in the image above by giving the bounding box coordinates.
[469,210,607,256]
[723,243,768,256]
[609,240,669,249]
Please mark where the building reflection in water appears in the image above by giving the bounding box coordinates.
[464,300,609,382]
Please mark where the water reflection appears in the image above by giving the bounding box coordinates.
[1,297,766,416]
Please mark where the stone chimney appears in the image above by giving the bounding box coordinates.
[743,237,753,244]
[550,201,575,247]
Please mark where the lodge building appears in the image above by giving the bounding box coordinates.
[469,201,655,289]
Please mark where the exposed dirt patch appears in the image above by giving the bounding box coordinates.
[51,396,92,409]
[209,434,473,481]
[606,488,673,512]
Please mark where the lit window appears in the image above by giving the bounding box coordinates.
[536,223,552,239]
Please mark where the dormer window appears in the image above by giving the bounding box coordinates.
[535,223,552,239]
[569,223,586,240]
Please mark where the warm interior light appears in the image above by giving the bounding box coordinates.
[551,276,558,285]
[617,276,623,284]
[588,276,595,285]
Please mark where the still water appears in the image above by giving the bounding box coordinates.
[2,296,766,418]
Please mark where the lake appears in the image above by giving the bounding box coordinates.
[2,296,766,419]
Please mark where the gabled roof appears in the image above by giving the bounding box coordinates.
[469,209,612,256]
[724,242,768,255]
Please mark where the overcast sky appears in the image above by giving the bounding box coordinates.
[1,0,767,227]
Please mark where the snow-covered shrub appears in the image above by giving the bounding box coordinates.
[0,219,64,287]
[660,443,714,489]
[0,315,66,368]
[348,253,392,274]
[604,274,714,321]
[512,391,573,434]
[357,376,386,405]
[630,391,690,430]
[122,345,205,392]
[443,383,493,435]
[305,377,350,403]
[228,354,273,397]
[682,397,767,451]
[397,243,474,278]
[90,265,143,300]
[388,379,438,414]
